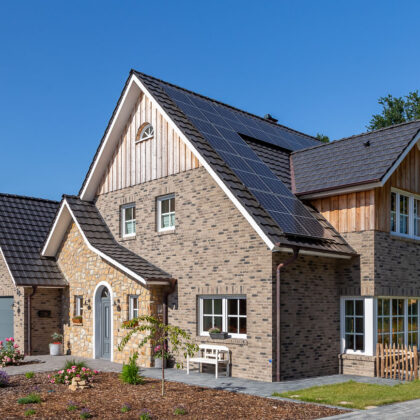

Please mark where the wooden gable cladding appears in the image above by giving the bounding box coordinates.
[310,190,375,233]
[375,144,420,232]
[97,93,201,195]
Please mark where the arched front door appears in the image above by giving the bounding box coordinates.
[95,286,111,360]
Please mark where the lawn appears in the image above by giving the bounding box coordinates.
[274,379,420,409]
[0,371,346,419]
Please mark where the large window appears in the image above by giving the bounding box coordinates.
[391,190,420,239]
[344,299,364,351]
[121,203,136,238]
[157,194,175,232]
[199,296,247,338]
[75,296,83,317]
[377,298,420,347]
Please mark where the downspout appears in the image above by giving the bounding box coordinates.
[275,247,299,382]
[27,286,37,356]
[162,279,177,326]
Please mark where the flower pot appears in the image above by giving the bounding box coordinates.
[49,343,62,356]
[72,318,83,325]
[154,358,167,369]
[210,332,228,340]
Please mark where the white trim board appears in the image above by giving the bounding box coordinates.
[42,199,169,286]
[0,247,16,286]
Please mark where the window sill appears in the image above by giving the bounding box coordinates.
[196,335,248,345]
[157,230,176,237]
[121,236,136,242]
[390,233,420,244]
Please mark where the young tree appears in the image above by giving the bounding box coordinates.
[316,133,330,143]
[118,315,198,397]
[368,91,420,131]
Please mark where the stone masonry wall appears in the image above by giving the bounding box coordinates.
[0,253,26,352]
[273,252,343,380]
[95,167,275,381]
[57,222,163,365]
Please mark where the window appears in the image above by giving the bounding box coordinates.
[136,124,154,143]
[408,299,419,347]
[344,299,364,351]
[129,295,139,320]
[121,204,136,238]
[391,190,420,239]
[377,298,405,346]
[199,296,247,338]
[75,296,83,317]
[157,194,175,232]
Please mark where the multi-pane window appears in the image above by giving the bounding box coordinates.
[157,194,175,232]
[344,299,364,351]
[391,190,420,239]
[199,296,247,338]
[129,296,139,320]
[136,124,154,142]
[121,204,136,237]
[377,298,405,346]
[75,296,83,317]
[408,299,419,347]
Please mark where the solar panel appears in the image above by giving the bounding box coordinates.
[162,85,325,239]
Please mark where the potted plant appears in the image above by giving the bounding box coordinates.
[209,327,228,339]
[153,344,167,369]
[49,333,63,356]
[72,316,83,325]
[122,320,139,328]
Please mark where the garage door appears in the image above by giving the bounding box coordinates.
[0,297,13,342]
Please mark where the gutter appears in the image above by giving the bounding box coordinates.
[27,286,37,355]
[275,247,299,382]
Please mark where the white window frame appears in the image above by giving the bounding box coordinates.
[136,123,154,143]
[157,194,175,232]
[75,296,83,317]
[129,295,139,320]
[376,297,420,348]
[340,297,374,356]
[121,203,136,238]
[391,188,420,240]
[198,295,247,339]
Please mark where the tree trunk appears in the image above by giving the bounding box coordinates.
[161,347,165,396]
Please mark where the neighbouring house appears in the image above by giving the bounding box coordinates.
[1,70,420,382]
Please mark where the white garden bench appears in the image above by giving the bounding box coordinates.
[187,344,230,379]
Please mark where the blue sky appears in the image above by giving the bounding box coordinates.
[1,1,419,200]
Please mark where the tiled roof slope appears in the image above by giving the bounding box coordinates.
[291,120,420,195]
[132,70,355,256]
[65,196,172,281]
[0,194,67,287]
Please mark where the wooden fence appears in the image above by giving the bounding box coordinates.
[376,343,418,381]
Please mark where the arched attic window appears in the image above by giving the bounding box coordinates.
[136,123,154,143]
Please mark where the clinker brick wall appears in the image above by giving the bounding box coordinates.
[95,167,275,381]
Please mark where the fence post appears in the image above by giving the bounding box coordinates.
[414,346,418,380]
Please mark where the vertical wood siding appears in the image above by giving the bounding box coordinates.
[97,94,201,195]
[311,190,375,233]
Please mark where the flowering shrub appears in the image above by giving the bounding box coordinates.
[153,343,169,360]
[0,370,9,387]
[48,365,99,385]
[0,338,24,367]
[139,408,152,420]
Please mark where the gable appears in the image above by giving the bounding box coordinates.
[97,92,201,195]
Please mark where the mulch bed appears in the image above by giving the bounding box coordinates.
[0,372,346,419]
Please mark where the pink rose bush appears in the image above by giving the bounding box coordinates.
[0,338,24,367]
[48,365,99,385]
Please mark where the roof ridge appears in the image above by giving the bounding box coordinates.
[132,69,320,143]
[0,192,59,204]
[292,119,420,155]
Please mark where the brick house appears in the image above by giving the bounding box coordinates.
[1,70,420,382]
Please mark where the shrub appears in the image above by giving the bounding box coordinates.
[63,359,87,370]
[0,338,24,367]
[121,403,132,413]
[173,406,187,415]
[25,372,34,379]
[80,408,92,419]
[0,370,9,387]
[208,327,221,334]
[49,365,98,385]
[24,409,36,417]
[138,408,152,420]
[51,332,63,343]
[17,393,41,405]
[120,352,144,385]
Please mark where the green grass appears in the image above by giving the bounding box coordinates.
[273,380,420,409]
[24,409,36,417]
[17,393,42,405]
[24,372,34,379]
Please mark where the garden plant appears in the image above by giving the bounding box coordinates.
[0,337,24,367]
